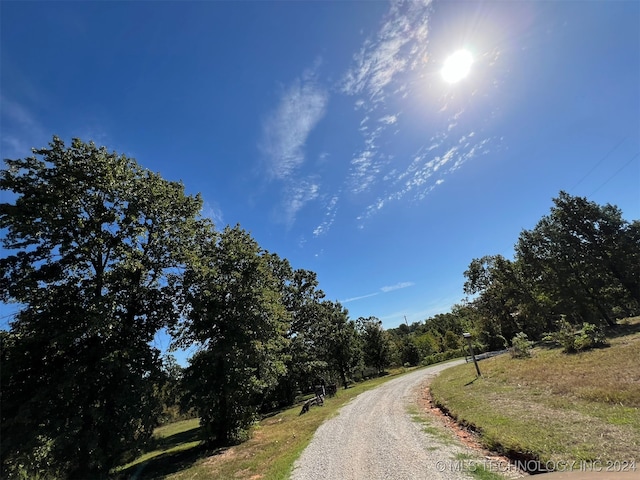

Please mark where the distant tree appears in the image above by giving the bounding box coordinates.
[176,225,290,445]
[357,316,393,375]
[0,137,203,478]
[156,354,187,424]
[443,330,462,350]
[400,339,421,366]
[317,301,362,388]
[396,323,411,335]
[277,268,327,404]
[413,331,439,357]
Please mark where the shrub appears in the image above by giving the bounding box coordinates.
[510,332,533,358]
[575,322,608,350]
[543,318,608,353]
[422,348,465,366]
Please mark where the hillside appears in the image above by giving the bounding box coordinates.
[430,318,640,474]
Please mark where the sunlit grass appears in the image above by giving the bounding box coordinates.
[114,418,203,477]
[430,318,640,468]
[117,367,420,479]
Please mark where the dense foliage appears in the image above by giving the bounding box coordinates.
[0,138,203,478]
[175,225,290,444]
[1,138,637,478]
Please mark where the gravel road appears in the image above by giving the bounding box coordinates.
[290,360,478,480]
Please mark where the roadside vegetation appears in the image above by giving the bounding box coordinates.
[431,317,640,472]
[116,369,411,479]
[2,136,638,478]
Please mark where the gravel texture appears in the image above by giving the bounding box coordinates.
[290,360,479,480]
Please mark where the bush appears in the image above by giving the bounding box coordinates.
[543,318,608,353]
[575,322,608,350]
[510,332,533,358]
[422,348,465,366]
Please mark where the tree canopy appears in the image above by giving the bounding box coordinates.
[176,225,290,444]
[0,137,203,477]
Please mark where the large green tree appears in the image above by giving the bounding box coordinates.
[463,255,532,346]
[316,301,362,388]
[0,137,203,478]
[176,225,290,445]
[276,267,327,406]
[516,192,639,327]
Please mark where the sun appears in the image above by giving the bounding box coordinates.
[441,49,473,84]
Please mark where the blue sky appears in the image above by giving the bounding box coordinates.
[2,1,639,350]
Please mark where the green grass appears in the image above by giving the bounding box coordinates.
[115,418,205,478]
[406,404,457,447]
[430,317,640,470]
[116,367,420,479]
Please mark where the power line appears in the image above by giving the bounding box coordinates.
[570,134,629,191]
[588,152,640,197]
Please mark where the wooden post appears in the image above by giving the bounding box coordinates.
[463,332,481,377]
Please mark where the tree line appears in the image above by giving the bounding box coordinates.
[1,137,637,478]
[386,191,639,358]
[0,138,391,478]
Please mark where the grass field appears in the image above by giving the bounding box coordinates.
[116,367,417,479]
[430,317,640,473]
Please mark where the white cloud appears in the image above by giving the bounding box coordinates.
[281,180,320,227]
[357,133,494,225]
[260,65,330,227]
[342,292,381,303]
[380,281,415,292]
[261,76,328,180]
[341,0,431,104]
[313,194,339,237]
[350,148,377,193]
[342,279,415,304]
[340,1,432,197]
[202,201,224,227]
[379,114,398,125]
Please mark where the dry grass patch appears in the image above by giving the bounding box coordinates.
[430,319,640,470]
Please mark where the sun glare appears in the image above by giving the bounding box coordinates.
[441,49,473,84]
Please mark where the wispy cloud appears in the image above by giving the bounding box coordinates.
[342,280,414,303]
[261,72,328,180]
[268,0,498,237]
[313,194,339,237]
[341,0,431,104]
[380,281,414,292]
[294,1,434,236]
[342,292,381,303]
[0,96,48,159]
[357,133,494,225]
[379,114,399,125]
[340,0,432,197]
[202,201,224,227]
[260,65,330,228]
[281,179,320,227]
